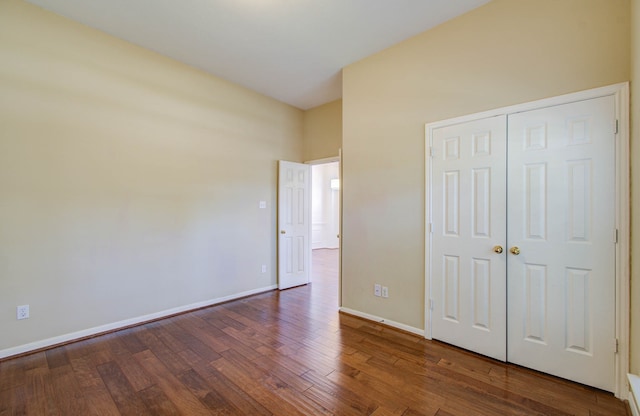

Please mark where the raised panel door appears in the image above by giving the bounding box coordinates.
[506,96,616,392]
[278,161,311,290]
[431,115,507,361]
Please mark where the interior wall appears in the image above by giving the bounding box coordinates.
[311,162,340,249]
[632,0,640,376]
[342,0,630,331]
[0,0,303,355]
[303,99,342,161]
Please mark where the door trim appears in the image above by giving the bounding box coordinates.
[424,83,630,399]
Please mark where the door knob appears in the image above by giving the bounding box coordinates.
[280,230,286,234]
[493,245,503,254]
[510,246,520,255]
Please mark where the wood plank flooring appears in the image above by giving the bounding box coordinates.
[0,249,629,415]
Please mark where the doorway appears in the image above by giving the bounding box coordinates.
[311,160,340,302]
[311,162,339,251]
[277,157,341,295]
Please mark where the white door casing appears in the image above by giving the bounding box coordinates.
[506,96,616,392]
[278,161,311,290]
[426,84,628,396]
[430,115,508,361]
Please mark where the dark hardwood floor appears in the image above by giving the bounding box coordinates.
[0,249,629,415]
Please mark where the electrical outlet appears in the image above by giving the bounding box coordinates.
[261,264,267,273]
[382,286,389,298]
[17,305,29,320]
[374,284,381,297]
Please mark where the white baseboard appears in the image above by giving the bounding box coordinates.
[629,374,640,416]
[0,285,277,360]
[630,396,639,416]
[339,307,424,337]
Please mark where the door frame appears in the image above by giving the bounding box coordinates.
[306,154,343,307]
[424,83,629,399]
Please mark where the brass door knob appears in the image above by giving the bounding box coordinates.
[493,245,503,254]
[510,246,520,255]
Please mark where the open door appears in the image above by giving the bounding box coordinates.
[278,160,311,290]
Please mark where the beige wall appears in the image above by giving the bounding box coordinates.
[0,0,303,354]
[342,0,630,331]
[632,0,640,375]
[303,99,342,161]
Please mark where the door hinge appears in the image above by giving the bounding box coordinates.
[614,228,619,244]
[430,147,435,157]
[615,119,619,135]
[429,222,433,233]
[614,338,619,353]
[429,299,434,311]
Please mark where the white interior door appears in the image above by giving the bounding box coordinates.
[278,161,311,290]
[430,115,508,361]
[506,96,616,391]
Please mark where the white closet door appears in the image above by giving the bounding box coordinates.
[506,96,616,392]
[431,116,507,361]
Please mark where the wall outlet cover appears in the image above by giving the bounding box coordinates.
[17,305,29,320]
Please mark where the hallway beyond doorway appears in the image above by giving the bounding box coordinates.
[311,248,339,308]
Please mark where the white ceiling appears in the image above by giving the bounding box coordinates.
[25,0,490,110]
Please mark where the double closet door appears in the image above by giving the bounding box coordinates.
[429,95,616,392]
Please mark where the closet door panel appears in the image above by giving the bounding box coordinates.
[506,96,616,392]
[431,115,507,361]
